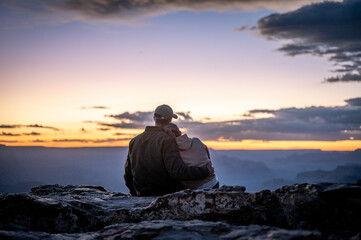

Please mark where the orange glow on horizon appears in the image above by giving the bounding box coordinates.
[1,139,360,151]
[203,140,361,151]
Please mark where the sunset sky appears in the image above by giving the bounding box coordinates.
[0,0,360,150]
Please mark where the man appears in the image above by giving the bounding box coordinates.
[124,104,213,196]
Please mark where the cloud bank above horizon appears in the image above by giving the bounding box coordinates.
[1,98,360,148]
[96,97,361,141]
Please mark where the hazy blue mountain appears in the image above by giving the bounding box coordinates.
[296,165,361,184]
[1,146,360,193]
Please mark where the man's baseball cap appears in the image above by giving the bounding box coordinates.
[154,104,178,120]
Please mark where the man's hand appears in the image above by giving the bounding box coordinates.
[206,162,215,177]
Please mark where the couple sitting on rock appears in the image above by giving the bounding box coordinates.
[124,104,219,196]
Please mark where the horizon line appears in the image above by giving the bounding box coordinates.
[1,145,360,152]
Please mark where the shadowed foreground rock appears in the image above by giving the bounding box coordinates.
[0,181,360,239]
[0,220,321,240]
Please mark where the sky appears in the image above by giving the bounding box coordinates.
[0,0,360,150]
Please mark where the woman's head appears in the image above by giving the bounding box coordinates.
[164,123,182,138]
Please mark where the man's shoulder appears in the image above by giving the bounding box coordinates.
[132,132,144,139]
[129,132,145,145]
[131,126,176,143]
[132,128,171,141]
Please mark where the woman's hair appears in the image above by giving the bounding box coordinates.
[164,123,181,138]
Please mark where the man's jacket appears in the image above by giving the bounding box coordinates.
[124,126,210,196]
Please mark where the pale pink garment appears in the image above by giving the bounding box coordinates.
[176,134,217,189]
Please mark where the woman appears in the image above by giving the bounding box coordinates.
[164,123,219,189]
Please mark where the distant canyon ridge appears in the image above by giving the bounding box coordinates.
[1,146,360,193]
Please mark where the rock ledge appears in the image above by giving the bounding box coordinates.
[1,182,360,239]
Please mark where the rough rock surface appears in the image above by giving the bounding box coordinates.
[0,182,360,239]
[0,220,321,240]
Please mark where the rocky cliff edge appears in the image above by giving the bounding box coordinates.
[1,181,361,239]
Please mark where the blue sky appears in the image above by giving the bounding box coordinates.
[0,0,360,149]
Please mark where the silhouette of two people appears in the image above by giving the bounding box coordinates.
[124,104,218,196]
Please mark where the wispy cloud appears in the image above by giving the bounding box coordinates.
[52,137,131,143]
[0,131,41,137]
[106,111,153,122]
[52,139,89,143]
[248,109,276,114]
[91,137,130,143]
[113,132,135,136]
[0,124,60,131]
[0,125,21,129]
[0,132,21,136]
[0,139,18,143]
[23,132,41,136]
[55,0,321,19]
[81,106,109,109]
[26,124,60,131]
[0,0,333,27]
[247,0,361,83]
[104,111,153,129]
[97,128,111,131]
[345,97,361,107]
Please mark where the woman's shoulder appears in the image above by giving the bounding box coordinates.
[191,137,206,147]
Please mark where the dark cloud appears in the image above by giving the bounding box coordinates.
[248,109,276,114]
[106,111,153,122]
[326,74,361,83]
[98,122,145,129]
[97,128,111,131]
[103,111,196,129]
[26,124,60,131]
[252,0,361,83]
[0,140,18,143]
[234,25,249,32]
[104,111,153,129]
[345,97,361,107]
[186,104,361,141]
[113,132,134,136]
[97,98,361,141]
[32,139,45,142]
[53,139,90,143]
[0,0,330,28]
[0,131,41,136]
[52,138,130,143]
[0,124,61,131]
[81,106,109,109]
[92,137,131,143]
[0,132,21,136]
[0,125,21,129]
[80,128,87,133]
[0,124,60,131]
[52,0,328,19]
[23,132,41,136]
[176,112,193,121]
